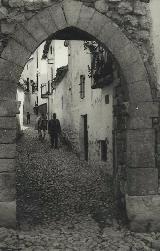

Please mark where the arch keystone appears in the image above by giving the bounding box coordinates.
[62,0,82,27]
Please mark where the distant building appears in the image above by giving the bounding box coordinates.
[19,40,68,123]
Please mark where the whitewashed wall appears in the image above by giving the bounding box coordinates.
[51,40,113,171]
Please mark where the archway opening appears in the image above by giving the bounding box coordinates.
[16,35,129,228]
[0,1,158,234]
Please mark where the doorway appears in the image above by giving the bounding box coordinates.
[80,114,88,161]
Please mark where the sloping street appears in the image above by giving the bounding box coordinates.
[0,127,160,250]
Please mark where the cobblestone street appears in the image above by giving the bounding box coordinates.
[0,127,160,250]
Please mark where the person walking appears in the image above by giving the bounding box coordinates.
[38,113,47,141]
[48,113,61,149]
[27,112,30,124]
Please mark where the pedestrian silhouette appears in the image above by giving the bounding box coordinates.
[48,113,61,149]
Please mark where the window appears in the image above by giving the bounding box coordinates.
[105,95,109,104]
[26,78,29,92]
[100,140,107,161]
[80,75,85,99]
[36,73,39,91]
[50,46,53,55]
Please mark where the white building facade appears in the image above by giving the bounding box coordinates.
[50,40,117,172]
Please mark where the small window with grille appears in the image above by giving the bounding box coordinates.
[80,75,85,99]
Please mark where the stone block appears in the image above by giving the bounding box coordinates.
[118,2,133,15]
[0,58,22,82]
[0,80,17,99]
[128,80,152,103]
[113,42,142,70]
[0,201,16,228]
[134,0,147,16]
[123,60,148,84]
[9,0,24,7]
[128,102,158,129]
[23,15,48,45]
[23,0,34,10]
[0,129,16,143]
[1,22,16,34]
[0,117,16,129]
[98,19,119,45]
[136,30,150,42]
[62,0,82,27]
[126,195,160,232]
[36,7,58,36]
[77,4,95,31]
[33,0,43,9]
[151,241,160,250]
[127,168,158,196]
[0,159,15,172]
[127,129,155,168]
[49,3,68,31]
[95,0,108,14]
[1,38,30,67]
[0,6,8,19]
[41,0,53,7]
[0,98,18,116]
[0,144,16,158]
[86,11,107,38]
[123,15,138,28]
[12,25,38,53]
[0,173,16,202]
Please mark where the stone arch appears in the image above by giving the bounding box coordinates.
[0,0,159,231]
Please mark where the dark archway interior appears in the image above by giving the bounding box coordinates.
[49,27,95,41]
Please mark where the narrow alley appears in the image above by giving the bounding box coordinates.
[0,127,160,251]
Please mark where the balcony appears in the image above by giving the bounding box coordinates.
[41,82,53,99]
[91,73,113,89]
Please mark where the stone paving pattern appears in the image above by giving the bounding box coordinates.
[0,127,160,250]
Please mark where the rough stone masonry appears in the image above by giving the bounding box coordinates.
[0,0,159,232]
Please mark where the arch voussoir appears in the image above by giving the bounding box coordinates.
[1,39,30,67]
[22,16,48,45]
[76,4,95,32]
[36,7,58,36]
[12,25,38,53]
[128,80,152,103]
[49,3,68,31]
[128,101,158,129]
[0,58,22,83]
[123,61,148,85]
[80,9,107,38]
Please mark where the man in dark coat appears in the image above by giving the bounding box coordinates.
[48,113,61,148]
